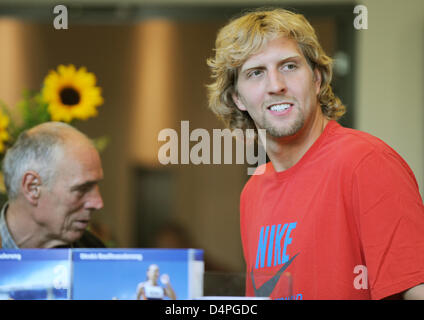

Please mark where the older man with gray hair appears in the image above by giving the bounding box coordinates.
[0,122,105,248]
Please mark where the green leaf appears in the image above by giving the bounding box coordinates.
[91,136,109,153]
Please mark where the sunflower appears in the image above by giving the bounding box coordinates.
[0,109,10,153]
[42,65,104,122]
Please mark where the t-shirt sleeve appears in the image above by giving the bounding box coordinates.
[352,149,424,299]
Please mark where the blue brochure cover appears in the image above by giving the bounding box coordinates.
[0,248,204,300]
[0,249,71,300]
[71,248,204,300]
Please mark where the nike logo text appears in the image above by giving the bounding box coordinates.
[255,222,297,269]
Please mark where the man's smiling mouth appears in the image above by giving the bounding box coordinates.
[267,102,294,115]
[268,103,293,112]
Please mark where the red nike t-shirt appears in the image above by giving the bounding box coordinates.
[240,121,424,300]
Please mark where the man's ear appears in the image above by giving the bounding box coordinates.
[21,171,42,205]
[313,68,322,95]
[232,91,247,111]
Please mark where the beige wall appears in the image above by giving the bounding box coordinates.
[356,0,424,197]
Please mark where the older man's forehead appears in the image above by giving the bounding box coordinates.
[67,164,103,188]
[70,178,101,191]
[55,145,103,186]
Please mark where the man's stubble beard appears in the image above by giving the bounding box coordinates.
[261,110,305,138]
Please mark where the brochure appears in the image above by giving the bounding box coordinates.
[0,248,204,300]
[0,249,71,300]
[72,248,204,300]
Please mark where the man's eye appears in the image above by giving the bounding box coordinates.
[76,185,91,195]
[282,63,297,71]
[247,69,263,78]
[75,189,86,196]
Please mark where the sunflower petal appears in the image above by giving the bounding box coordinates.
[42,65,104,122]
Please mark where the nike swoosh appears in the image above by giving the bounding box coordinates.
[251,252,299,297]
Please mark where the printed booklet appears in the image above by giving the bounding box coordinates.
[0,248,204,300]
[0,249,71,300]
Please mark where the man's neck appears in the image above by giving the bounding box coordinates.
[264,115,329,172]
[6,201,63,248]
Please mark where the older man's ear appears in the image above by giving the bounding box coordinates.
[21,171,42,205]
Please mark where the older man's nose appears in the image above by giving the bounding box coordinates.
[86,186,104,211]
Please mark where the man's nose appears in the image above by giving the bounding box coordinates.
[86,186,104,211]
[267,69,287,95]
